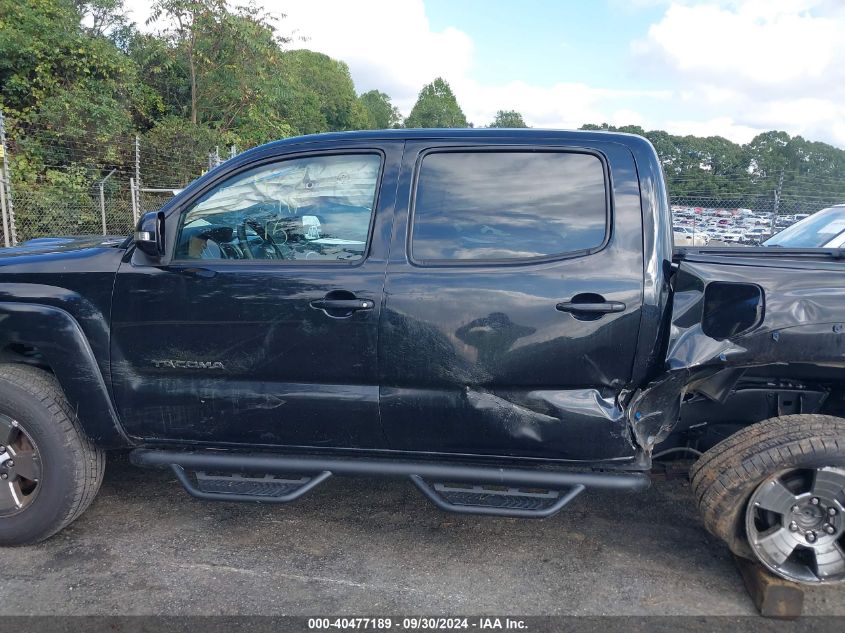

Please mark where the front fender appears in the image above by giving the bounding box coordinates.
[0,302,130,447]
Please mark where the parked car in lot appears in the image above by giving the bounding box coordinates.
[0,129,843,587]
[673,226,709,246]
[741,227,771,245]
[764,204,845,248]
[719,229,746,244]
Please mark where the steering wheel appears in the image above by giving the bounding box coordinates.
[238,218,290,260]
[236,221,255,259]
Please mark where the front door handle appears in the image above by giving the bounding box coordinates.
[556,301,626,314]
[310,298,374,311]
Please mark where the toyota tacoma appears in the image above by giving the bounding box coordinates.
[0,129,843,586]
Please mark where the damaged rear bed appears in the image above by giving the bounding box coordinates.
[630,246,845,458]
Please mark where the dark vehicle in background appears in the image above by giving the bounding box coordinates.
[0,129,843,587]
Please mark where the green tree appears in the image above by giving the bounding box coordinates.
[0,0,140,218]
[148,1,218,125]
[358,90,402,129]
[488,110,527,128]
[148,0,288,130]
[405,78,468,128]
[282,50,369,133]
[0,0,137,132]
[76,0,132,38]
[141,115,235,185]
[137,3,373,141]
[126,31,185,127]
[580,123,845,210]
[7,0,845,240]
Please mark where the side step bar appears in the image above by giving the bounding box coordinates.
[130,449,650,519]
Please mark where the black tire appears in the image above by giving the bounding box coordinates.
[0,364,105,545]
[690,414,845,559]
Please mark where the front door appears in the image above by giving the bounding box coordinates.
[379,139,645,462]
[110,141,402,449]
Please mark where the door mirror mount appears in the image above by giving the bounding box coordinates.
[134,211,166,258]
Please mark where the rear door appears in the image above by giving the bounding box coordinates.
[110,140,402,448]
[379,139,644,462]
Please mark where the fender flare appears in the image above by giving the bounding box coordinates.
[0,302,130,447]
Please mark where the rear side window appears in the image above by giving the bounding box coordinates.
[411,151,608,263]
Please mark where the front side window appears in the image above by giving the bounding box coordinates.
[411,151,607,262]
[176,153,381,262]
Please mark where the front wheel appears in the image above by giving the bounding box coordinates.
[690,414,845,584]
[0,364,105,545]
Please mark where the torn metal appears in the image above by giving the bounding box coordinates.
[627,254,845,453]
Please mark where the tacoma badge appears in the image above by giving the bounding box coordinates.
[152,360,225,370]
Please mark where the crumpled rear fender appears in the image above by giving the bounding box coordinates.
[627,257,845,451]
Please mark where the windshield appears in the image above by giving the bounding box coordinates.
[763,207,845,248]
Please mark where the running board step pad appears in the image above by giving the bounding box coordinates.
[196,472,312,497]
[438,484,560,510]
[171,464,332,504]
[410,475,585,518]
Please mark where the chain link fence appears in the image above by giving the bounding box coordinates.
[671,195,826,217]
[0,109,234,246]
[668,195,830,246]
[0,110,839,248]
[10,181,136,241]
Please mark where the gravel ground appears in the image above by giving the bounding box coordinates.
[1,455,843,616]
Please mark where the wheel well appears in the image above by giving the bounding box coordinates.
[0,343,53,373]
[661,364,845,454]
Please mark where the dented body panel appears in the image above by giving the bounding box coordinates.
[0,129,840,471]
[629,250,845,453]
[378,138,645,462]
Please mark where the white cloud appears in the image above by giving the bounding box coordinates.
[123,0,845,147]
[122,0,153,28]
[634,0,845,146]
[281,0,845,145]
[662,116,763,144]
[636,2,840,87]
[281,0,474,114]
[447,80,669,130]
[280,0,668,129]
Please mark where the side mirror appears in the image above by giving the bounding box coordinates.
[134,211,166,258]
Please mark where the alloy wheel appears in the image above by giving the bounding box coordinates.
[746,467,845,583]
[0,413,42,516]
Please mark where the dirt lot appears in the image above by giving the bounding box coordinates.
[1,455,843,616]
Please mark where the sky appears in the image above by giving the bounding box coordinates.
[123,0,845,148]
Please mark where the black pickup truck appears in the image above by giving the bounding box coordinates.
[0,129,843,586]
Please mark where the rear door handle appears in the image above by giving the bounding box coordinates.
[556,301,626,314]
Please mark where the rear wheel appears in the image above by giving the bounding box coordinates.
[745,467,844,583]
[690,414,845,585]
[0,364,105,546]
